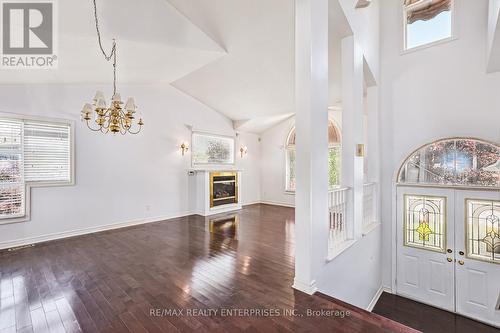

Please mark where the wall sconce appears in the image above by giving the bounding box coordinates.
[240,146,248,158]
[356,144,365,157]
[180,142,189,156]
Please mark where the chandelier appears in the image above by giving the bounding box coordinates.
[80,0,143,135]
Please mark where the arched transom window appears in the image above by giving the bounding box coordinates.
[398,138,500,188]
[285,121,341,192]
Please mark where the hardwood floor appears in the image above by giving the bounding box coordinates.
[373,292,500,333]
[0,204,416,333]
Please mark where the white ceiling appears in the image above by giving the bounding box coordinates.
[167,0,295,128]
[1,0,353,133]
[168,0,353,133]
[0,0,225,84]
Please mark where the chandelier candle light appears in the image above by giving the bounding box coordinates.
[81,0,144,135]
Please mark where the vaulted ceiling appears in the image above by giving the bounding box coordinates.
[0,0,225,84]
[0,0,353,133]
[167,0,295,129]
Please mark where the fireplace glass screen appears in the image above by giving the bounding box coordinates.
[210,172,238,208]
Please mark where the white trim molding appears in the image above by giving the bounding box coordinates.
[0,212,192,251]
[259,200,295,208]
[366,286,392,312]
[292,279,318,295]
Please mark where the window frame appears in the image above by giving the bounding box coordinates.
[284,123,342,194]
[0,112,75,225]
[402,0,457,54]
[285,143,295,194]
[396,137,500,190]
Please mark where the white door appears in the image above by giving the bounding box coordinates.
[455,190,500,328]
[396,186,455,311]
[397,186,500,328]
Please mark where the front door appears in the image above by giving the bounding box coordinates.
[396,186,455,311]
[455,190,500,327]
[397,186,500,327]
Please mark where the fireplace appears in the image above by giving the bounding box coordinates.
[210,172,238,208]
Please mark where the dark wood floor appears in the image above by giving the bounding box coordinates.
[373,292,500,333]
[0,204,416,333]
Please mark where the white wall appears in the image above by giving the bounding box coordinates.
[0,84,261,248]
[260,117,295,207]
[380,0,500,288]
[236,131,262,204]
[318,226,382,309]
[339,0,380,81]
[260,110,343,207]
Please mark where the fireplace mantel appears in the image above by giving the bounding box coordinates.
[188,169,243,216]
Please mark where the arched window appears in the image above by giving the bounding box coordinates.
[285,121,341,192]
[397,138,500,187]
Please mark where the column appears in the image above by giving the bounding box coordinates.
[341,36,365,239]
[293,0,329,295]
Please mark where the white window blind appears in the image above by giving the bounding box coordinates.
[24,122,71,183]
[0,120,25,219]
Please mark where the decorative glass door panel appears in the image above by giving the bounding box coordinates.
[404,195,446,253]
[456,191,500,328]
[397,187,455,312]
[466,199,500,264]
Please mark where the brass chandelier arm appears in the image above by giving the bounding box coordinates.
[126,125,143,135]
[85,119,105,132]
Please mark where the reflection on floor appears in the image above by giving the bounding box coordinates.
[0,204,415,332]
[373,292,500,333]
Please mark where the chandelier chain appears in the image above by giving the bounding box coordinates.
[92,0,117,95]
[82,0,143,135]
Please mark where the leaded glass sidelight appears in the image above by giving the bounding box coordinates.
[398,138,500,188]
[404,195,446,252]
[466,199,500,264]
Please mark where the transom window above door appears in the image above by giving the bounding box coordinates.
[398,138,500,188]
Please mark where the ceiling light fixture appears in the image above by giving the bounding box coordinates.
[80,0,144,135]
[355,0,372,9]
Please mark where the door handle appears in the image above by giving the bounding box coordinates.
[447,249,453,253]
[459,251,464,256]
[458,260,465,265]
[447,257,453,262]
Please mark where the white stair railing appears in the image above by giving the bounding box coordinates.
[328,187,350,250]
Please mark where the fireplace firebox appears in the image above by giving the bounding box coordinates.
[210,172,238,208]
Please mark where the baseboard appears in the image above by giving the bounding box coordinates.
[366,285,391,312]
[259,200,295,208]
[292,279,317,295]
[0,211,192,251]
[242,201,262,207]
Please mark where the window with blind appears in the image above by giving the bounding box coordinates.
[403,0,454,51]
[0,121,24,219]
[24,122,71,182]
[0,117,73,222]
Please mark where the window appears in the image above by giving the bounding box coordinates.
[404,194,446,252]
[285,121,341,192]
[0,116,73,222]
[466,199,500,264]
[192,132,235,166]
[0,121,24,219]
[398,138,500,188]
[404,0,453,50]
